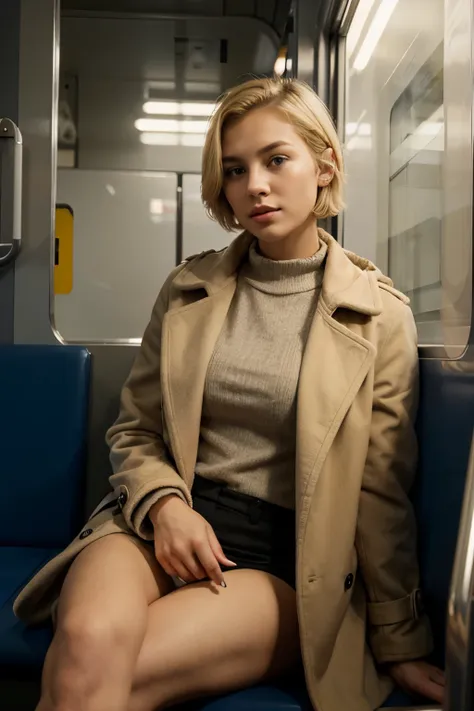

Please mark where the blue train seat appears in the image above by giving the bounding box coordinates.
[0,344,90,668]
[2,348,473,711]
[411,360,474,670]
[175,358,474,710]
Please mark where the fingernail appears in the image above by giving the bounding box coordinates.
[221,581,227,588]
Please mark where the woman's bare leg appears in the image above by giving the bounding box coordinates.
[128,569,300,711]
[36,534,174,711]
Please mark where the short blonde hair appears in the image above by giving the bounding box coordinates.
[201,77,345,231]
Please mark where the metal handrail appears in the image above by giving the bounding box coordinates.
[446,432,474,711]
[0,117,23,267]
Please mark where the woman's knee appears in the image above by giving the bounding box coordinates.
[49,556,152,680]
[43,606,148,709]
[52,534,171,658]
[38,535,172,710]
[58,602,147,662]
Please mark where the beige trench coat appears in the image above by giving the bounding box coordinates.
[14,229,433,711]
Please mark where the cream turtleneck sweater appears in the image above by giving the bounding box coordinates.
[194,238,328,510]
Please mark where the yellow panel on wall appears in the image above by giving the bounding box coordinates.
[54,204,74,295]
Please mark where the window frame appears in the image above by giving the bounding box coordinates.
[330,0,474,360]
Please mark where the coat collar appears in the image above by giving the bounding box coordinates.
[173,228,394,316]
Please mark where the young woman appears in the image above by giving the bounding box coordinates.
[15,77,445,711]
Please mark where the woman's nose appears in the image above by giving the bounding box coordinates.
[246,169,270,197]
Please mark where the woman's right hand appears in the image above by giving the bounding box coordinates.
[149,494,236,587]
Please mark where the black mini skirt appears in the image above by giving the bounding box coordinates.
[191,475,296,589]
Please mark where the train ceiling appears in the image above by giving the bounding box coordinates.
[61,0,293,41]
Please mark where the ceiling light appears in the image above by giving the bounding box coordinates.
[181,102,215,116]
[274,56,286,76]
[353,0,399,72]
[139,132,205,147]
[135,119,178,132]
[135,118,208,133]
[139,132,179,145]
[143,101,215,117]
[143,102,180,115]
[181,120,208,133]
[346,0,377,57]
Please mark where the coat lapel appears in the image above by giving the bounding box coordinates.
[296,306,376,522]
[160,234,253,481]
[161,280,237,483]
[295,231,381,530]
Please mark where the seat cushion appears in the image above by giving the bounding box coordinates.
[179,685,312,710]
[0,547,58,666]
[382,689,418,707]
[413,360,474,668]
[0,345,90,548]
[177,684,424,710]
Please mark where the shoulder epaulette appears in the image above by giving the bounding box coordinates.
[378,281,410,305]
[180,246,228,265]
[180,248,217,265]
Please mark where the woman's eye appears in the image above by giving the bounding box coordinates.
[270,155,287,167]
[225,166,245,177]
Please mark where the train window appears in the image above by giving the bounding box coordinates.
[53,10,247,343]
[54,170,177,342]
[341,0,472,355]
[182,174,232,257]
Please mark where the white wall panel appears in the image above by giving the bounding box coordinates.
[55,169,177,342]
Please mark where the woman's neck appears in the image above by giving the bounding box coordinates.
[257,219,320,261]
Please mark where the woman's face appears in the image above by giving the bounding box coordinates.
[221,105,334,248]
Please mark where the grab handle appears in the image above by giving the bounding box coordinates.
[0,117,23,266]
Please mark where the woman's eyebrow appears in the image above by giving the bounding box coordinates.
[222,141,292,164]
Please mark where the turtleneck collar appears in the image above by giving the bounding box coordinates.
[241,238,328,295]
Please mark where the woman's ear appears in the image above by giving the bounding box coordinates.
[317,147,336,187]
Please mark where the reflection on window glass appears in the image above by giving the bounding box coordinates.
[343,0,471,351]
[389,44,444,344]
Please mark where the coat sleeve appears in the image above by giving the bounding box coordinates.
[106,266,193,540]
[356,299,434,664]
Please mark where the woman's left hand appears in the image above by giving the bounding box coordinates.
[388,660,445,704]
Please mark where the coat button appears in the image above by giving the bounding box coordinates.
[344,573,354,591]
[118,492,127,508]
[413,589,424,619]
[79,528,93,540]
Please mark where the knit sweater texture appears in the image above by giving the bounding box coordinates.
[194,238,327,509]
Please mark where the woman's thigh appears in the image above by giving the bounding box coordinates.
[56,533,174,631]
[130,568,300,711]
[55,534,174,643]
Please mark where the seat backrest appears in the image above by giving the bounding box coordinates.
[413,358,474,667]
[0,344,90,548]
